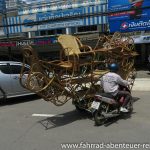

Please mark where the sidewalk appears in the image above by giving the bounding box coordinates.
[132,70,150,91]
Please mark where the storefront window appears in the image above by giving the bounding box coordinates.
[40,31,46,36]
[56,29,63,34]
[48,30,55,35]
[77,25,97,33]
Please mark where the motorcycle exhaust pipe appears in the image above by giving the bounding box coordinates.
[101,111,119,118]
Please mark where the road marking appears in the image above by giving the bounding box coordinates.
[32,114,63,117]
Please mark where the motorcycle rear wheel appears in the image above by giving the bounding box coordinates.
[94,110,105,126]
[75,105,85,112]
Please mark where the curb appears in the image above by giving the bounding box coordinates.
[132,78,150,91]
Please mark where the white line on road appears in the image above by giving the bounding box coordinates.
[32,114,63,117]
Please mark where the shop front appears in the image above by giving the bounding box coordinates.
[133,35,150,67]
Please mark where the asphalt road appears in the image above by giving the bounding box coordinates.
[0,92,150,150]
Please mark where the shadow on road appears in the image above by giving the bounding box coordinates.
[0,94,40,106]
[39,96,140,129]
[39,110,92,130]
[132,96,140,102]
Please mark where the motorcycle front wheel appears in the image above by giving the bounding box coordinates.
[94,110,105,126]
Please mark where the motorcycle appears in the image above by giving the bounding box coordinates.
[91,85,133,126]
[72,85,133,126]
[72,72,136,126]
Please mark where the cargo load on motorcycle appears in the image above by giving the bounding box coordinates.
[20,32,138,126]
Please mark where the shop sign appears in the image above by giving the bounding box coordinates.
[0,37,57,47]
[16,40,34,46]
[0,42,16,47]
[109,18,150,33]
[133,35,150,44]
[37,8,83,21]
[108,0,150,32]
[77,33,99,41]
[108,0,150,12]
[38,20,83,30]
[21,14,38,32]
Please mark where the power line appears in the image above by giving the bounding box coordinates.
[0,11,108,28]
[1,4,150,28]
[5,0,107,14]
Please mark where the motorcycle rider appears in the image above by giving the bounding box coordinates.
[101,63,132,112]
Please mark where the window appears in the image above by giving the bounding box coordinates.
[77,25,97,33]
[40,30,47,36]
[48,30,55,35]
[0,65,11,74]
[98,24,108,33]
[10,65,29,74]
[56,29,63,34]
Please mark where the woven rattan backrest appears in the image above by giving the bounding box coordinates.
[22,45,43,72]
[58,34,83,56]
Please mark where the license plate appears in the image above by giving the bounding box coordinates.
[91,101,100,110]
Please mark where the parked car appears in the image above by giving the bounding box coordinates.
[0,61,33,99]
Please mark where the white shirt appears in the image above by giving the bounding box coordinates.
[101,72,129,96]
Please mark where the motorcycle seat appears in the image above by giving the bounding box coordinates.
[96,93,114,99]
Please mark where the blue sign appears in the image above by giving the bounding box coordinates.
[0,0,6,13]
[109,8,150,21]
[36,8,83,21]
[109,18,150,32]
[108,0,150,32]
[23,19,34,28]
[38,19,83,30]
[108,0,150,12]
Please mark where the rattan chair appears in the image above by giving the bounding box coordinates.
[58,34,95,71]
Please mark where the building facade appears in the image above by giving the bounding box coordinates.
[1,0,108,38]
[0,0,150,66]
[0,0,108,60]
[108,0,150,66]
